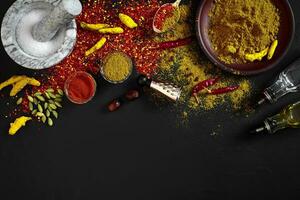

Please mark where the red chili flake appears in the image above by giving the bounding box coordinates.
[19,0,179,113]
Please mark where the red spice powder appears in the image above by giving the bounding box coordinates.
[65,72,96,104]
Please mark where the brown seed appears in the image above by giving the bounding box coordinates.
[108,99,121,112]
[125,90,140,101]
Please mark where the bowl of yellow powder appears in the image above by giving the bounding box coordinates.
[196,0,295,75]
[100,51,133,84]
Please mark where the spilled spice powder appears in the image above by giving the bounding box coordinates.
[153,4,180,32]
[154,3,252,116]
[208,0,280,64]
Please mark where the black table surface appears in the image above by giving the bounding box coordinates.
[1,0,300,199]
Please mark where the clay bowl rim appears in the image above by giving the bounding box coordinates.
[195,0,295,76]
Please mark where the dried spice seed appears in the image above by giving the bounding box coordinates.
[32,109,37,115]
[38,104,43,113]
[33,98,38,105]
[55,102,62,108]
[46,88,54,93]
[36,95,45,102]
[42,115,47,123]
[57,89,64,96]
[48,118,53,126]
[46,110,51,117]
[16,98,23,105]
[36,112,44,117]
[29,102,33,111]
[52,111,58,119]
[44,102,48,109]
[49,104,57,110]
[45,92,51,99]
[27,96,34,102]
[34,92,42,97]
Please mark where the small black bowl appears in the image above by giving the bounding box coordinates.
[195,0,295,75]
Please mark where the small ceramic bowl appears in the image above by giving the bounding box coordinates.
[195,0,295,75]
[64,71,97,104]
[100,51,133,84]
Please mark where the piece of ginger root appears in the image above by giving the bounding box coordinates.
[0,75,41,96]
[9,116,32,135]
[245,48,269,62]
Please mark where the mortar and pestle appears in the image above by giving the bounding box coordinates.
[1,0,82,69]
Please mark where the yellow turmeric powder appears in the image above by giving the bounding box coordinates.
[208,0,280,64]
[102,52,132,83]
[154,4,252,114]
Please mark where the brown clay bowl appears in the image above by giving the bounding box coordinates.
[195,0,295,75]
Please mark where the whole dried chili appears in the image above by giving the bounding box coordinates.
[206,86,239,95]
[191,77,219,103]
[156,37,193,50]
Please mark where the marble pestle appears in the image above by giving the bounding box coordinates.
[32,0,82,42]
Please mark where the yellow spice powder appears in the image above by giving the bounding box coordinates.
[102,52,132,82]
[154,4,252,113]
[208,0,280,64]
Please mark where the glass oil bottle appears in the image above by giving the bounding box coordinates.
[251,101,300,134]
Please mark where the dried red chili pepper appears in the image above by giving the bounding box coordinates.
[207,86,239,95]
[191,77,219,103]
[156,37,193,50]
[192,77,219,95]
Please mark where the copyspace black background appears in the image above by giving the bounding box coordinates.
[0,0,300,199]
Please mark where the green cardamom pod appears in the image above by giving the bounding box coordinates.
[45,92,51,99]
[33,97,38,105]
[52,111,58,119]
[34,92,42,97]
[16,98,23,105]
[32,109,37,115]
[36,95,45,102]
[55,98,62,102]
[27,95,34,102]
[49,104,57,110]
[55,102,62,108]
[46,110,51,117]
[49,93,56,99]
[57,89,64,96]
[42,115,47,123]
[46,88,54,93]
[48,118,53,126]
[49,100,55,104]
[38,104,43,113]
[44,102,48,110]
[29,102,33,111]
[36,112,44,117]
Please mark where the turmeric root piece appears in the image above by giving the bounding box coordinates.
[267,40,278,60]
[80,22,110,31]
[245,48,269,62]
[9,116,32,135]
[119,13,138,29]
[9,77,40,96]
[85,37,107,57]
[98,27,124,34]
[0,75,26,90]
